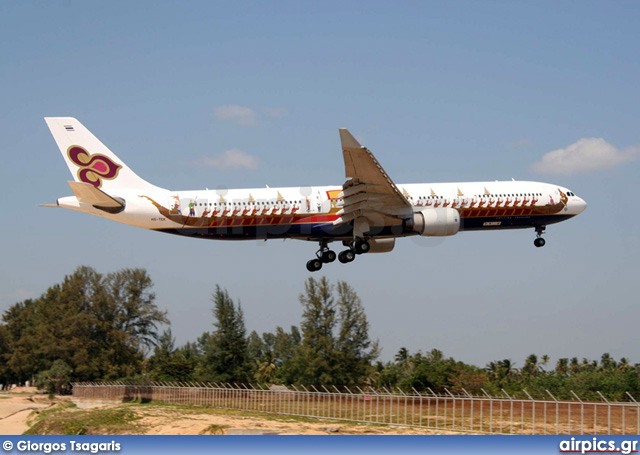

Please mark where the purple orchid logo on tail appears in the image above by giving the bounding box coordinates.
[67,145,122,188]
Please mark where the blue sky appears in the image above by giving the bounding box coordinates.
[1,1,639,368]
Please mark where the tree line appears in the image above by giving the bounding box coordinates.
[146,278,379,387]
[1,266,639,401]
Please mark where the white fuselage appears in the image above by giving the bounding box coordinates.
[57,179,586,241]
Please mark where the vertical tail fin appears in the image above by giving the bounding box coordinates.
[45,117,165,192]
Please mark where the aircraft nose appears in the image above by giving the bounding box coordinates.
[573,197,587,214]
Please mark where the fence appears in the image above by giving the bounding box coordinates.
[71,382,640,435]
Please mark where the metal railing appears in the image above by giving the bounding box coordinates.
[71,382,640,435]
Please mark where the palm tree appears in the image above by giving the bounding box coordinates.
[569,357,580,374]
[522,354,539,377]
[555,358,569,376]
[486,361,500,382]
[500,359,514,375]
[540,354,550,371]
[427,348,444,363]
[395,347,409,365]
[618,357,630,371]
[255,352,278,383]
[486,359,514,387]
[600,353,616,370]
[498,359,515,381]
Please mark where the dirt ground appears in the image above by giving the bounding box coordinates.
[0,393,455,435]
[0,393,53,434]
[134,405,455,435]
[7,391,634,435]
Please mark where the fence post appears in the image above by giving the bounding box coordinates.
[502,389,514,434]
[411,387,422,428]
[462,388,473,432]
[331,385,341,420]
[239,383,248,411]
[356,386,367,423]
[301,385,310,418]
[381,387,391,425]
[310,385,320,419]
[523,389,535,435]
[444,388,456,431]
[373,387,381,425]
[626,392,640,435]
[390,387,398,425]
[545,389,560,435]
[289,385,299,416]
[398,387,408,426]
[247,383,255,411]
[570,391,584,435]
[597,391,611,435]
[226,383,234,410]
[481,388,492,434]
[427,387,438,430]
[320,385,331,419]
[344,386,354,422]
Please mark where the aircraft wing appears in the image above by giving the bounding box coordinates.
[334,129,412,235]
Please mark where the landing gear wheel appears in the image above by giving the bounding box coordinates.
[321,250,337,263]
[306,258,323,272]
[338,250,356,264]
[534,225,546,248]
[354,240,370,254]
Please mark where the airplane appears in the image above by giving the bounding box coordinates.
[43,117,587,272]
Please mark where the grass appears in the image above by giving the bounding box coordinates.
[199,424,226,435]
[23,399,369,435]
[25,403,144,435]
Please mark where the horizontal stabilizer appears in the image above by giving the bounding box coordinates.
[68,181,125,214]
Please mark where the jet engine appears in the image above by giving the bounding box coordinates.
[408,207,460,236]
[367,238,395,253]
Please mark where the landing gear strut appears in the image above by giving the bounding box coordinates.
[305,238,371,271]
[534,225,546,248]
[306,240,337,272]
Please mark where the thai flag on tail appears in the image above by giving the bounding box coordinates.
[64,125,74,131]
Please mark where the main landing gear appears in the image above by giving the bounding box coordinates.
[534,225,546,248]
[306,240,337,272]
[306,239,370,271]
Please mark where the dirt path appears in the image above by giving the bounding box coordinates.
[0,395,51,435]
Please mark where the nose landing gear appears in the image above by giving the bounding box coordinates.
[534,225,546,248]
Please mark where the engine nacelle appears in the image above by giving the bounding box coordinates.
[409,207,460,236]
[367,238,395,253]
